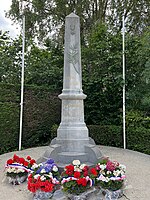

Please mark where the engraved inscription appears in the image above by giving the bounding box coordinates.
[70,24,75,35]
[67,44,79,74]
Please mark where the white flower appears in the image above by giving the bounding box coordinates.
[100,164,106,170]
[8,167,16,173]
[31,163,39,170]
[40,175,46,181]
[53,165,58,172]
[40,168,46,174]
[72,160,80,166]
[6,167,13,173]
[34,174,40,179]
[74,166,82,172]
[120,170,125,176]
[106,171,111,175]
[17,168,25,173]
[100,170,106,175]
[80,164,86,170]
[113,170,121,177]
[38,163,44,167]
[48,172,53,178]
[119,164,126,171]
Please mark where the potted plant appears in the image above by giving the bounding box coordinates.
[28,158,60,200]
[95,158,126,199]
[5,154,36,185]
[61,160,95,199]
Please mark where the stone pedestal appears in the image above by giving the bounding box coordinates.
[39,13,102,168]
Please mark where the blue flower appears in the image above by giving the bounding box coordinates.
[45,159,54,164]
[36,166,43,174]
[44,164,52,173]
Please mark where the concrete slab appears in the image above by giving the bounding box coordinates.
[0,146,149,200]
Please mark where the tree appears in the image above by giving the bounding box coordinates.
[25,39,63,90]
[82,24,150,125]
[82,24,123,125]
[7,0,150,44]
[126,27,150,112]
[0,31,22,84]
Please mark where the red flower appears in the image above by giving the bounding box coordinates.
[74,171,81,179]
[65,164,74,175]
[24,161,29,167]
[90,168,98,176]
[26,156,31,160]
[83,171,88,176]
[19,157,25,164]
[83,165,89,176]
[66,170,73,176]
[77,178,87,186]
[83,166,89,171]
[65,164,74,171]
[13,154,20,163]
[7,159,13,165]
[28,182,36,193]
[28,174,33,181]
[30,159,36,165]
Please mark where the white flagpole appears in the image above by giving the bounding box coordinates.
[122,15,126,149]
[19,2,25,151]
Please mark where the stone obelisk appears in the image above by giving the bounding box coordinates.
[40,13,102,167]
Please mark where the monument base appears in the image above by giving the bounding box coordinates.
[38,137,102,169]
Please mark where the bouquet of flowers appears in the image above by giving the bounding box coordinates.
[94,158,126,199]
[28,159,60,200]
[95,158,126,191]
[5,154,36,185]
[61,160,95,196]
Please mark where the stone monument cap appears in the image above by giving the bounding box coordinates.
[66,12,79,18]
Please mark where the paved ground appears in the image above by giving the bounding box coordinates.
[0,145,150,200]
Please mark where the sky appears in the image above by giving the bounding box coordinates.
[0,0,20,38]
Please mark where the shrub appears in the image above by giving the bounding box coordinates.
[0,84,61,154]
[126,126,150,155]
[88,125,123,148]
[51,124,150,155]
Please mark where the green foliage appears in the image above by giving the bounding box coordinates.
[88,125,123,148]
[63,181,90,195]
[22,86,61,148]
[0,83,20,154]
[99,180,123,191]
[0,84,61,154]
[82,24,123,125]
[7,0,150,43]
[126,126,150,155]
[50,124,58,139]
[51,124,150,154]
[25,40,63,90]
[0,31,22,84]
[0,102,19,154]
[126,27,150,111]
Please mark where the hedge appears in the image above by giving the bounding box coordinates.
[0,83,61,154]
[0,83,149,155]
[51,124,150,155]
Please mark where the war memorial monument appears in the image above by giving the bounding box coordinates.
[40,13,102,168]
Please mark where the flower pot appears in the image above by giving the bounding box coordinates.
[102,188,123,200]
[67,187,99,200]
[7,174,28,185]
[33,190,53,200]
